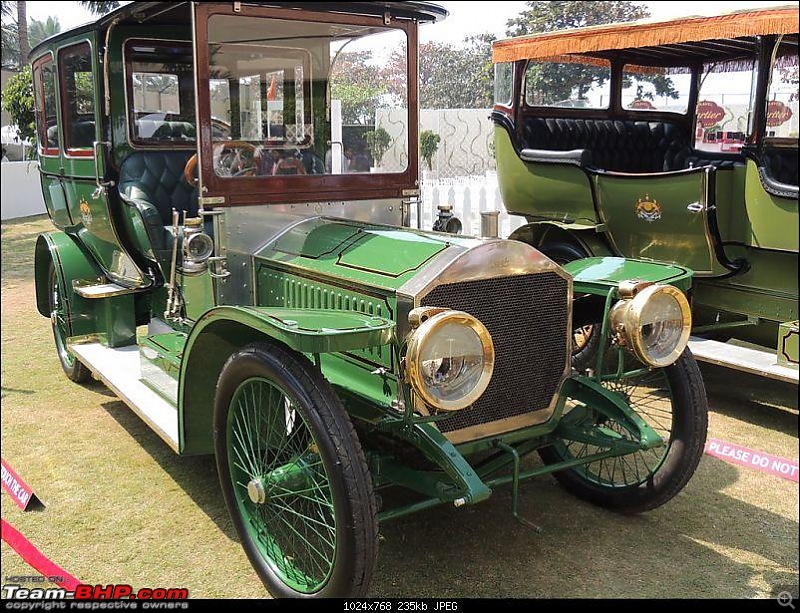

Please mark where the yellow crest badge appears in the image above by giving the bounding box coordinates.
[79,196,92,225]
[635,194,662,222]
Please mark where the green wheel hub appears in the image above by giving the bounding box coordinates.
[226,377,337,594]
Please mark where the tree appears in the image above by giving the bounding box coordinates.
[507,1,652,105]
[330,50,389,124]
[387,33,496,110]
[16,0,27,62]
[1,65,35,142]
[28,15,59,48]
[78,1,120,16]
[1,1,19,69]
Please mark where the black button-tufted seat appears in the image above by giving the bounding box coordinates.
[522,117,737,173]
[119,151,198,226]
[118,151,198,268]
[763,149,799,186]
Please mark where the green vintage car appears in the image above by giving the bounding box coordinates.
[31,1,707,598]
[492,6,799,384]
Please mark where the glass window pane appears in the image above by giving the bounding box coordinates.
[621,65,691,114]
[494,62,513,106]
[126,42,196,145]
[207,14,409,178]
[525,59,610,109]
[33,58,60,152]
[60,43,95,150]
[695,59,756,153]
[766,40,798,141]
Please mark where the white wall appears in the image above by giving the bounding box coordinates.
[1,162,47,221]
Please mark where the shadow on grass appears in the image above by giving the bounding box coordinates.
[701,363,799,438]
[372,457,799,598]
[100,399,237,542]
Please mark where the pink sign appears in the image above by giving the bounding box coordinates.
[705,438,799,482]
[1,459,42,511]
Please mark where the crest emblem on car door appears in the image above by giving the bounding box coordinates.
[635,195,662,222]
[79,196,93,225]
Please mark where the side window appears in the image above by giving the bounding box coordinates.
[60,43,96,153]
[524,59,611,109]
[32,55,60,155]
[621,64,691,114]
[494,62,513,106]
[694,59,756,153]
[765,39,798,141]
[126,42,196,145]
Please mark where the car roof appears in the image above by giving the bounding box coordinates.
[492,5,798,68]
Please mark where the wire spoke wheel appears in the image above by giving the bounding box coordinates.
[559,369,673,488]
[573,324,595,355]
[227,378,336,593]
[215,342,377,598]
[540,349,708,513]
[48,264,90,382]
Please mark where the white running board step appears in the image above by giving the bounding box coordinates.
[70,343,180,451]
[688,336,799,384]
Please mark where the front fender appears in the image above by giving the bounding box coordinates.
[563,256,694,297]
[177,306,395,455]
[188,306,395,355]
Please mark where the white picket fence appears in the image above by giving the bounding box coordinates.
[414,171,526,238]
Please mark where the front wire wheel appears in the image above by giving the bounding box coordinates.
[540,349,708,513]
[214,342,377,598]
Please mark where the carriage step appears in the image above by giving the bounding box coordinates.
[688,336,799,384]
[73,280,141,299]
[70,343,180,451]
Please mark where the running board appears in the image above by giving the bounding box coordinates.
[688,336,799,384]
[70,343,180,451]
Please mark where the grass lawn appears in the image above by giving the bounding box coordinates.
[1,215,798,598]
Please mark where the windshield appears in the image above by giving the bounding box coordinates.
[206,14,409,179]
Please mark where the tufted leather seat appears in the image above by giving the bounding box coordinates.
[522,117,737,173]
[763,149,799,186]
[118,151,198,268]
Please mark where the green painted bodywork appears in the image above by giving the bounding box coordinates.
[140,332,186,401]
[495,127,596,224]
[181,272,215,321]
[563,257,693,294]
[593,169,727,276]
[34,232,136,347]
[778,321,799,368]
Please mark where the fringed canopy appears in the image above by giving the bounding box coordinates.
[493,6,799,65]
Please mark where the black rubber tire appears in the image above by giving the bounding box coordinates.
[213,342,378,598]
[539,349,708,514]
[538,240,601,371]
[48,263,91,383]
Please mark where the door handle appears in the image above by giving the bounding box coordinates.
[92,141,116,199]
[686,202,705,213]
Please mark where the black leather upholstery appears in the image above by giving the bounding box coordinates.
[520,147,592,166]
[135,119,196,142]
[118,151,198,269]
[762,148,799,186]
[119,151,198,226]
[70,120,95,149]
[521,117,739,173]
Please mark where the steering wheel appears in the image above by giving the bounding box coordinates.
[183,141,260,185]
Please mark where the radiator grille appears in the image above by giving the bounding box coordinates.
[420,273,569,435]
